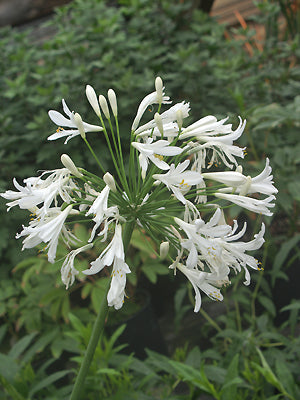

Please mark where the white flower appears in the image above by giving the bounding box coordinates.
[131,82,171,132]
[82,224,131,310]
[135,101,190,136]
[16,205,73,263]
[85,185,118,242]
[215,192,276,216]
[186,117,246,169]
[238,158,278,196]
[174,210,231,270]
[137,122,180,140]
[61,243,93,289]
[1,169,75,216]
[201,171,247,187]
[171,263,224,312]
[180,115,242,139]
[48,99,103,143]
[132,138,183,178]
[214,222,265,285]
[153,160,203,204]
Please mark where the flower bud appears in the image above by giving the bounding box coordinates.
[155,76,163,104]
[61,154,82,178]
[103,172,117,192]
[74,113,86,139]
[99,95,110,119]
[160,241,169,260]
[108,89,118,117]
[236,165,243,174]
[154,112,164,136]
[176,109,183,131]
[86,85,101,117]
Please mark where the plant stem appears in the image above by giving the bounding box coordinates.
[69,220,135,400]
[70,277,110,400]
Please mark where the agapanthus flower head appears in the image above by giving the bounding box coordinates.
[1,76,277,312]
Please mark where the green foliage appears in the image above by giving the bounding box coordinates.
[0,0,299,399]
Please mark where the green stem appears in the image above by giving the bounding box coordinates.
[70,278,110,400]
[69,220,135,400]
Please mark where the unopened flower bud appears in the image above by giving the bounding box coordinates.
[86,85,101,117]
[176,109,183,131]
[155,76,163,104]
[74,113,86,139]
[236,165,243,174]
[99,95,110,119]
[103,172,117,192]
[61,154,82,178]
[160,241,169,260]
[154,112,164,136]
[108,89,118,117]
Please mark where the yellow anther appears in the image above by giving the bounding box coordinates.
[154,154,164,161]
[56,127,64,132]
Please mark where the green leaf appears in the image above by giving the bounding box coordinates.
[29,370,71,397]
[0,374,26,400]
[257,295,276,317]
[221,354,242,400]
[8,332,38,360]
[0,353,20,381]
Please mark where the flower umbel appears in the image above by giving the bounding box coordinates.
[1,77,277,313]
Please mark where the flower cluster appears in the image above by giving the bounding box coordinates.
[1,78,277,312]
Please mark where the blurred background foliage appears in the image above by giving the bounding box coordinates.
[0,0,299,398]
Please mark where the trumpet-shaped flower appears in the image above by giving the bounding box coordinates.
[85,185,119,241]
[131,81,171,132]
[215,192,276,216]
[16,205,73,263]
[48,99,103,143]
[61,243,93,289]
[83,224,131,310]
[1,169,75,216]
[135,102,190,136]
[132,138,183,178]
[170,261,225,312]
[153,160,203,204]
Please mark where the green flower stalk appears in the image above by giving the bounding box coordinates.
[1,77,277,313]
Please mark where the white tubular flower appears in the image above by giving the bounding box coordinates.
[85,185,118,242]
[180,115,240,139]
[174,263,224,312]
[240,158,278,196]
[86,85,101,117]
[216,223,265,285]
[132,138,183,179]
[201,171,247,187]
[215,192,276,216]
[48,99,103,143]
[108,89,118,117]
[131,84,171,132]
[16,205,73,263]
[83,224,131,310]
[153,160,203,204]
[135,102,190,136]
[1,169,75,215]
[137,122,180,140]
[186,117,246,169]
[61,243,93,289]
[61,154,82,178]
